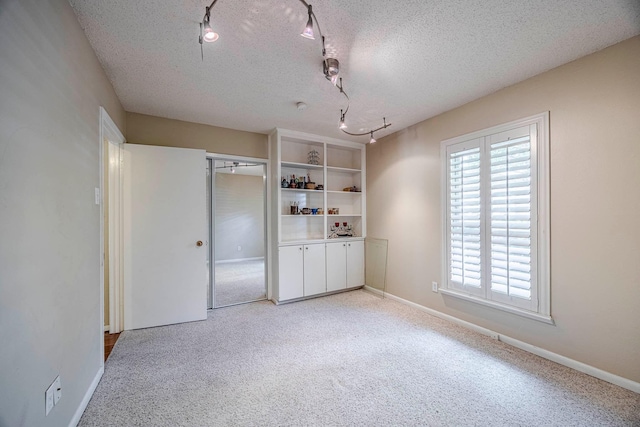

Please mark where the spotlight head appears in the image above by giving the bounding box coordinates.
[301,5,315,39]
[323,58,340,83]
[339,119,347,130]
[203,17,218,42]
[369,132,376,144]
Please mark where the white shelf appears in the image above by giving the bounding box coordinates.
[326,190,362,194]
[281,188,324,193]
[282,161,323,170]
[327,166,361,173]
[328,214,362,217]
[282,214,324,217]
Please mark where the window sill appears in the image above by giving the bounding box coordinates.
[439,289,555,325]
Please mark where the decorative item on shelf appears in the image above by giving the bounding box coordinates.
[308,149,320,165]
[305,182,316,189]
[290,202,299,215]
[311,208,318,215]
[315,185,323,191]
[328,222,354,239]
[297,181,305,189]
[301,207,311,215]
[317,208,323,215]
[281,177,288,188]
[328,208,339,215]
[343,186,360,192]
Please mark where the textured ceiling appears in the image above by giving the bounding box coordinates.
[69,0,640,142]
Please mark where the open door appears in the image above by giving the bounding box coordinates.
[123,144,207,330]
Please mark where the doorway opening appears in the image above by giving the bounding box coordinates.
[207,156,268,309]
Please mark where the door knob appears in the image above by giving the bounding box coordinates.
[196,241,203,247]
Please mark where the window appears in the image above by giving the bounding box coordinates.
[441,113,551,323]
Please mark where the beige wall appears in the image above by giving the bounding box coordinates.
[0,0,126,426]
[367,36,640,383]
[127,112,268,159]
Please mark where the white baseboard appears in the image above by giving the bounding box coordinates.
[364,286,640,394]
[69,366,103,427]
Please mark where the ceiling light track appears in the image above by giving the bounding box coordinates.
[198,1,391,143]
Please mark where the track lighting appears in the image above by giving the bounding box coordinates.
[301,5,315,39]
[197,1,391,142]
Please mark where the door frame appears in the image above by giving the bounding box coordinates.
[99,107,125,339]
[206,153,271,307]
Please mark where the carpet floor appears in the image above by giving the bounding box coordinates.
[214,259,266,307]
[79,290,639,426]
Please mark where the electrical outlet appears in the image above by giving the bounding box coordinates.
[52,376,61,405]
[237,245,242,251]
[45,381,55,415]
[432,281,438,293]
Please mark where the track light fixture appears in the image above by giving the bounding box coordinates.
[197,1,391,142]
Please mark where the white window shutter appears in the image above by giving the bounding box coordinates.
[488,128,535,310]
[448,145,482,294]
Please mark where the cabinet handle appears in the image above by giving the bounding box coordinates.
[348,243,351,247]
[299,247,303,251]
[305,247,308,250]
[343,244,346,247]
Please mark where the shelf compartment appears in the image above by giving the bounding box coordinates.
[327,192,362,215]
[327,145,361,170]
[281,138,324,166]
[281,215,324,242]
[327,216,362,239]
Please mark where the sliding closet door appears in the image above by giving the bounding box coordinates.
[123,144,208,329]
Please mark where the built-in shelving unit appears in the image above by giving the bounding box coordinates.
[269,129,366,303]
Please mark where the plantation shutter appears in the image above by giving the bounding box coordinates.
[488,126,535,307]
[448,143,482,294]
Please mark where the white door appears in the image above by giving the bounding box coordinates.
[346,240,365,288]
[123,144,207,330]
[326,242,347,292]
[278,245,304,301]
[304,244,326,296]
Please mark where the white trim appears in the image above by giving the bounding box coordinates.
[206,152,267,163]
[377,290,640,394]
[100,107,125,334]
[68,367,103,427]
[103,325,109,332]
[363,285,385,297]
[439,288,554,324]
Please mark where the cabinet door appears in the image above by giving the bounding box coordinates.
[346,240,365,288]
[303,244,326,296]
[279,246,304,301]
[326,242,347,292]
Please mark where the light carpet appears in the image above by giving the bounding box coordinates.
[214,259,266,307]
[80,290,639,426]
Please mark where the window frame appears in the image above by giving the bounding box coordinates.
[440,112,552,324]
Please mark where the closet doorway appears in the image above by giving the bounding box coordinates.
[207,156,268,308]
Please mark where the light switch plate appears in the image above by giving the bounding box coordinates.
[52,376,61,405]
[45,381,55,415]
[432,281,438,293]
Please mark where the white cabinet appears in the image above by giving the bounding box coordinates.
[278,243,326,301]
[326,240,364,292]
[346,240,365,288]
[303,244,326,296]
[278,245,304,301]
[269,128,366,304]
[326,242,347,292]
